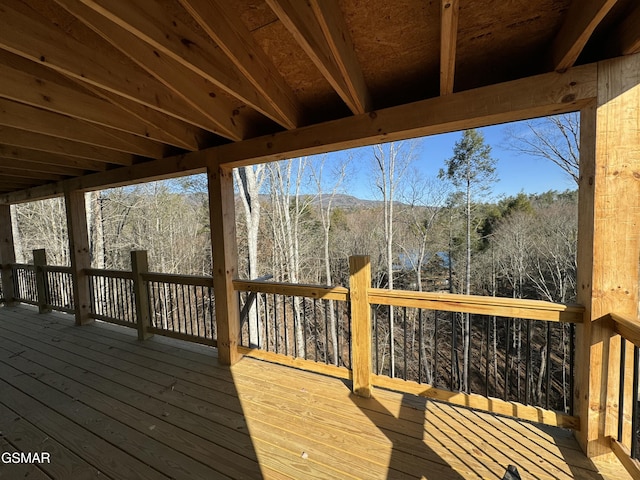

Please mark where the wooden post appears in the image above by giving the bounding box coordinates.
[33,249,51,314]
[131,250,153,341]
[208,163,242,365]
[64,190,92,326]
[0,204,16,304]
[349,255,372,397]
[575,53,640,458]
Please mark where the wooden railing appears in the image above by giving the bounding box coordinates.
[3,250,586,429]
[608,312,640,479]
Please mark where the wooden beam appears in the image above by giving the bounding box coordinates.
[0,62,197,150]
[552,0,618,71]
[309,0,371,113]
[267,0,370,115]
[0,145,108,172]
[0,127,134,166]
[440,0,459,95]
[619,3,640,55]
[0,2,224,134]
[64,189,92,325]
[0,158,85,177]
[0,167,65,181]
[574,53,640,458]
[178,0,303,128]
[0,204,16,303]
[207,163,241,365]
[131,250,153,341]
[54,0,247,141]
[0,98,165,158]
[0,61,599,204]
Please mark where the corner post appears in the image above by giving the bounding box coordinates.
[575,53,640,458]
[64,190,92,326]
[0,204,16,304]
[208,163,242,365]
[33,249,51,314]
[131,250,153,341]
[349,255,372,397]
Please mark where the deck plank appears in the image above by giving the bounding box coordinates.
[0,305,633,480]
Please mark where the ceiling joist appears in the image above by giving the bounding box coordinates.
[551,0,619,71]
[0,145,107,172]
[267,0,371,115]
[440,0,459,95]
[55,0,248,141]
[0,98,164,158]
[0,127,134,166]
[179,0,304,129]
[0,1,225,136]
[0,158,85,177]
[618,4,640,55]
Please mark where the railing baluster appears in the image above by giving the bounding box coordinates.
[545,321,552,410]
[619,337,627,443]
[632,346,640,459]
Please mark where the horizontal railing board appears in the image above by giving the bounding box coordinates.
[142,272,213,287]
[611,313,640,349]
[89,313,136,329]
[146,327,217,347]
[233,280,349,302]
[85,268,134,280]
[609,437,640,480]
[368,288,584,323]
[41,265,72,274]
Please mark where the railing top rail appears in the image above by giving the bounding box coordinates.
[85,268,134,280]
[368,288,584,323]
[142,271,213,287]
[10,263,35,270]
[42,265,72,273]
[233,279,349,302]
[610,312,640,348]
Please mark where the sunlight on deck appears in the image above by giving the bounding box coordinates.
[0,305,631,479]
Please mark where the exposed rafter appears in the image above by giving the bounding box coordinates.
[178,0,303,129]
[0,145,107,172]
[0,166,65,181]
[54,0,248,141]
[0,127,134,165]
[73,0,296,130]
[266,0,371,115]
[440,0,459,95]
[0,98,164,158]
[0,158,85,177]
[551,0,618,71]
[0,62,199,150]
[0,1,228,136]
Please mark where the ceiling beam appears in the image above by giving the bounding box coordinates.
[78,0,297,129]
[0,167,66,181]
[267,0,371,115]
[0,98,165,158]
[552,0,618,71]
[0,62,198,150]
[0,127,134,165]
[54,0,248,141]
[0,62,598,204]
[619,4,640,54]
[0,145,107,172]
[178,0,303,129]
[0,158,85,176]
[0,1,228,135]
[440,0,460,95]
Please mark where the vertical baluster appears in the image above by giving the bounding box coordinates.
[525,319,531,405]
[418,309,423,384]
[434,311,439,388]
[569,323,575,416]
[273,293,279,354]
[505,318,511,401]
[403,307,408,380]
[545,322,552,410]
[283,295,289,356]
[374,306,379,375]
[619,338,627,443]
[485,315,490,397]
[451,312,457,392]
[632,346,640,459]
[313,298,319,362]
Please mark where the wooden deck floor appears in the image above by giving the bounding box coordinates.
[0,305,631,480]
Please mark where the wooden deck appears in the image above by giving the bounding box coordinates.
[0,305,631,480]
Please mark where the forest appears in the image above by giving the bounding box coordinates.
[8,115,581,412]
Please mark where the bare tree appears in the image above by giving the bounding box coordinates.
[373,141,415,377]
[504,113,579,184]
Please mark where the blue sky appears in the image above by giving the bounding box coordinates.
[328,121,576,201]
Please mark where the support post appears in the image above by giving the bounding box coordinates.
[349,255,372,397]
[208,164,242,365]
[131,250,153,341]
[64,190,92,326]
[0,204,16,304]
[575,53,640,458]
[33,249,51,314]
